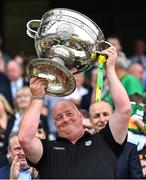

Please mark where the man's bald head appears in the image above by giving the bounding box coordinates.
[128,63,144,80]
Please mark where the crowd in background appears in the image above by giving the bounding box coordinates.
[1,34,146,178]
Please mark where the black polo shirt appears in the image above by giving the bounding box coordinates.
[28,123,125,179]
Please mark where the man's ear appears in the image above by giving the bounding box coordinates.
[79,112,84,121]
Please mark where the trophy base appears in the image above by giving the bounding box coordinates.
[26,58,76,97]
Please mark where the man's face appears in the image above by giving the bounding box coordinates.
[7,61,23,81]
[135,65,144,80]
[106,37,122,52]
[52,101,84,140]
[8,135,29,170]
[90,101,112,132]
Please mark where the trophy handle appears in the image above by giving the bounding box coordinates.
[26,20,41,38]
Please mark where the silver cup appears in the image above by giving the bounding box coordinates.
[26,8,110,97]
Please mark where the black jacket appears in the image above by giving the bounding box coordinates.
[116,142,143,179]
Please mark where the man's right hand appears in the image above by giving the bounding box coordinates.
[30,77,48,97]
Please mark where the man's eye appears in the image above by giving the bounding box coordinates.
[103,113,110,116]
[93,114,100,118]
[55,116,62,121]
[15,148,21,151]
[67,112,73,116]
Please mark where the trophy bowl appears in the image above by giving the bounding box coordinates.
[26,8,106,97]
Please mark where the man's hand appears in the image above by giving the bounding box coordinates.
[10,155,20,179]
[30,77,48,97]
[30,167,39,178]
[102,46,117,71]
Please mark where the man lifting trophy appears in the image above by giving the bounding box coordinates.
[18,8,131,179]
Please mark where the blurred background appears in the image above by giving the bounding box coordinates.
[0,0,146,57]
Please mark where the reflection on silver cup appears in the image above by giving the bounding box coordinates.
[26,8,109,97]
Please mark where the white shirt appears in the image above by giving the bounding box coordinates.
[11,77,23,99]
[11,112,21,132]
[63,86,88,101]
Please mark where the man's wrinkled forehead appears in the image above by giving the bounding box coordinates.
[52,101,75,116]
[90,101,112,113]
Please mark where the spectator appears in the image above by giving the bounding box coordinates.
[12,86,49,138]
[127,93,146,151]
[0,94,15,179]
[0,72,13,107]
[6,60,29,106]
[8,131,38,179]
[11,87,32,132]
[106,35,123,53]
[128,62,144,81]
[89,100,143,179]
[89,101,112,132]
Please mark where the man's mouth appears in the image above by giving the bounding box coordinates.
[98,124,106,127]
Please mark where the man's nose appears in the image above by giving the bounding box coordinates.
[99,115,106,122]
[18,149,25,156]
[63,114,69,122]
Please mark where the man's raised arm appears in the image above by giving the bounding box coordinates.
[103,47,131,144]
[18,77,48,164]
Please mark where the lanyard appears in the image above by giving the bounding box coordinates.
[91,52,107,102]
